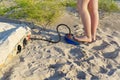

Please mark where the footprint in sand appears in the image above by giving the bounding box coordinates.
[106,64,113,69]
[100,66,108,74]
[101,40,120,59]
[92,41,110,51]
[102,49,119,59]
[107,69,117,76]
[77,71,86,79]
[70,47,85,59]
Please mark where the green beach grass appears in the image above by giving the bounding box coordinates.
[0,0,119,25]
[0,0,65,25]
[99,0,120,12]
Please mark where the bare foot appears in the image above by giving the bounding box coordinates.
[74,36,92,42]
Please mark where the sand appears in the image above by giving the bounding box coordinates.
[0,3,120,80]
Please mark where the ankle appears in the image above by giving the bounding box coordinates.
[92,36,96,41]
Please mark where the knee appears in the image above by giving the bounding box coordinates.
[77,4,87,14]
[90,8,99,16]
[78,4,88,13]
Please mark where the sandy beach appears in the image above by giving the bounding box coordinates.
[0,2,120,80]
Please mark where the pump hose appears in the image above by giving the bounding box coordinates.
[30,24,72,43]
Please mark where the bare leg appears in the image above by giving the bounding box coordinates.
[75,0,92,42]
[88,0,99,41]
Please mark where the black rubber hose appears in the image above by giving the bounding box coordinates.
[31,24,71,43]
